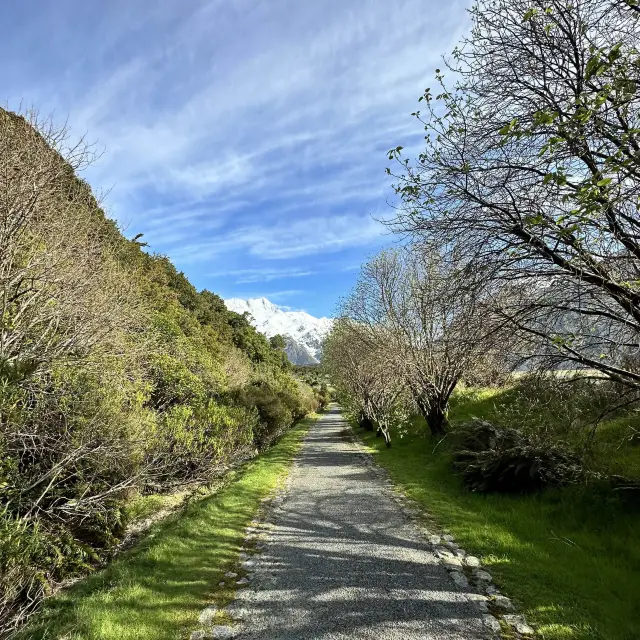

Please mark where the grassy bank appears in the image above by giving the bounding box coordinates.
[356,396,640,640]
[22,417,313,640]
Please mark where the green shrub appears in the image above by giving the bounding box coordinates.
[453,420,584,493]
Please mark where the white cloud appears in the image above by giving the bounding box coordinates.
[1,0,472,312]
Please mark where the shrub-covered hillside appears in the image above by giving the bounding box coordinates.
[0,108,320,635]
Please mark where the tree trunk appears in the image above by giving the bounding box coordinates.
[375,425,392,447]
[426,404,448,436]
[359,413,374,431]
[416,396,447,436]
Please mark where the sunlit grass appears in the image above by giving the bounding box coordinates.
[357,396,640,640]
[22,418,313,640]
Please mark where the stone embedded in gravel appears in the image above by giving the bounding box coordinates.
[236,577,250,586]
[474,599,489,614]
[226,605,248,620]
[449,570,470,589]
[492,595,515,612]
[464,555,481,567]
[238,552,249,561]
[443,557,463,570]
[474,569,493,582]
[485,584,499,595]
[242,559,256,568]
[482,614,501,634]
[224,571,238,578]
[199,606,218,625]
[210,625,238,639]
[429,535,441,545]
[503,614,534,635]
[435,547,455,559]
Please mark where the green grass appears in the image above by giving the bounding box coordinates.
[356,396,640,640]
[23,418,313,640]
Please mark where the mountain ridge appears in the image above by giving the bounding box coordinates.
[224,297,333,365]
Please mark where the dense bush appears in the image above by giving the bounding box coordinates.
[453,420,584,493]
[0,109,317,636]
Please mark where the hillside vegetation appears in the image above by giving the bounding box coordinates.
[0,109,321,636]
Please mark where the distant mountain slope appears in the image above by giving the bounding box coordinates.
[224,297,333,365]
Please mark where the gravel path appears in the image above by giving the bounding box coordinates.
[232,407,490,639]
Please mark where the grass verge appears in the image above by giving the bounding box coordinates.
[22,417,314,640]
[355,402,640,640]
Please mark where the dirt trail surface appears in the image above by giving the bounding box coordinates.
[233,407,489,639]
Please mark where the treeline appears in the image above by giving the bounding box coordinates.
[325,0,640,483]
[0,109,321,635]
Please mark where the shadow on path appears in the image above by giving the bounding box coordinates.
[236,406,489,639]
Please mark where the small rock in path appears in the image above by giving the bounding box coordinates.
[492,595,515,612]
[503,614,535,636]
[464,555,481,567]
[449,570,470,589]
[474,569,493,582]
[224,571,238,578]
[236,577,250,586]
[210,625,238,639]
[482,614,501,634]
[198,606,218,625]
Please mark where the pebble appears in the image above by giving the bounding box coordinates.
[210,626,238,639]
[224,571,238,578]
[242,559,256,568]
[443,534,455,543]
[226,605,248,621]
[449,570,470,589]
[503,614,535,635]
[492,595,515,612]
[464,555,481,567]
[443,557,463,570]
[236,577,250,586]
[474,569,493,582]
[198,606,217,625]
[429,535,441,545]
[482,614,501,634]
[218,581,225,587]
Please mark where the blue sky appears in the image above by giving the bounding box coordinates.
[1,0,469,317]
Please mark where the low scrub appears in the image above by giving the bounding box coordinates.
[0,109,319,637]
[453,420,584,493]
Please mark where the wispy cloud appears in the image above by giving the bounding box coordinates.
[210,267,317,284]
[0,0,471,315]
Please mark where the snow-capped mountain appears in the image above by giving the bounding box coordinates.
[224,297,333,365]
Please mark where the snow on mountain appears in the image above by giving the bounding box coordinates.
[224,297,333,365]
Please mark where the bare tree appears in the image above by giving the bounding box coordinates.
[337,247,496,435]
[388,0,640,386]
[324,318,406,445]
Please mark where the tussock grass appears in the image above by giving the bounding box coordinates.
[22,419,313,640]
[357,394,640,640]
